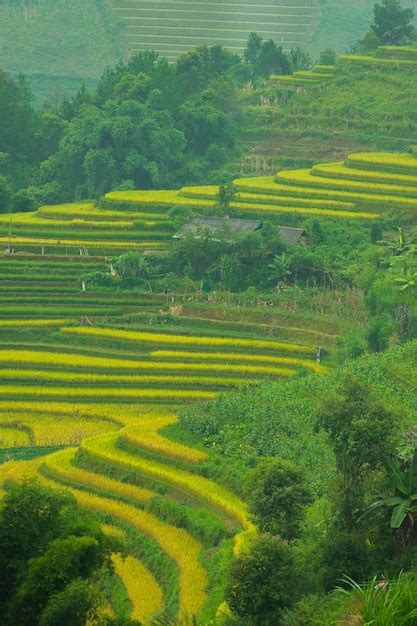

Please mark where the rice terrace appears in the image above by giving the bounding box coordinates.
[1,1,417,625]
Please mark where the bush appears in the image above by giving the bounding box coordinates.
[0,175,12,213]
[226,534,299,625]
[245,457,311,540]
[12,189,38,213]
[366,315,392,352]
[319,49,337,66]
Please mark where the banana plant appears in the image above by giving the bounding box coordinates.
[366,450,417,557]
[395,270,417,292]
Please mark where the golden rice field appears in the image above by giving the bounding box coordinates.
[2,149,410,620]
[111,553,164,623]
[0,316,314,619]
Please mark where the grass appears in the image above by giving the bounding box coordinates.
[337,573,417,625]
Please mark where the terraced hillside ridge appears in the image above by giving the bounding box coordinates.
[1,341,417,620]
[111,0,321,61]
[0,148,414,621]
[0,276,328,620]
[240,44,417,174]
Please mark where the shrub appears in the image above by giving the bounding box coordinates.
[12,189,39,213]
[245,457,312,540]
[226,535,298,625]
[366,316,392,352]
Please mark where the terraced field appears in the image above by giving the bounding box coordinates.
[241,45,417,174]
[1,149,413,621]
[111,148,417,222]
[0,265,323,621]
[0,321,318,621]
[111,0,321,61]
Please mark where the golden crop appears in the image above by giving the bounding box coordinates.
[82,433,251,530]
[0,385,216,401]
[62,327,314,354]
[313,163,417,187]
[277,169,417,201]
[0,319,73,327]
[151,350,326,373]
[346,151,417,172]
[42,463,208,619]
[0,368,250,388]
[122,416,208,464]
[112,553,164,622]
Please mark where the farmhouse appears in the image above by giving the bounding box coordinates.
[277,226,308,246]
[174,217,263,240]
[175,217,307,245]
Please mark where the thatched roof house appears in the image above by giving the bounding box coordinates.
[277,227,307,245]
[174,217,263,239]
[174,218,307,245]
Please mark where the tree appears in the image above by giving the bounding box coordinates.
[243,34,291,78]
[38,579,102,626]
[244,32,263,71]
[226,535,298,625]
[0,481,74,607]
[257,40,291,77]
[371,0,415,45]
[0,482,110,625]
[395,270,417,293]
[114,251,152,288]
[245,457,312,539]
[366,450,417,557]
[216,182,237,213]
[316,376,397,532]
[289,47,312,71]
[0,175,12,212]
[366,315,391,353]
[9,535,105,625]
[12,188,38,212]
[319,49,337,65]
[370,222,383,244]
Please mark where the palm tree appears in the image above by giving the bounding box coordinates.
[366,450,417,557]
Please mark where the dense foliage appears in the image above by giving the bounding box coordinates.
[181,343,417,624]
[0,482,118,626]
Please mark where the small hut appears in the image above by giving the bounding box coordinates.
[277,226,308,246]
[174,217,263,241]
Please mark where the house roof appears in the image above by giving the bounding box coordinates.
[277,226,307,245]
[174,217,263,239]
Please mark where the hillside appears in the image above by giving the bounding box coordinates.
[0,147,416,621]
[2,0,416,104]
[0,0,122,103]
[111,0,322,61]
[239,46,417,175]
